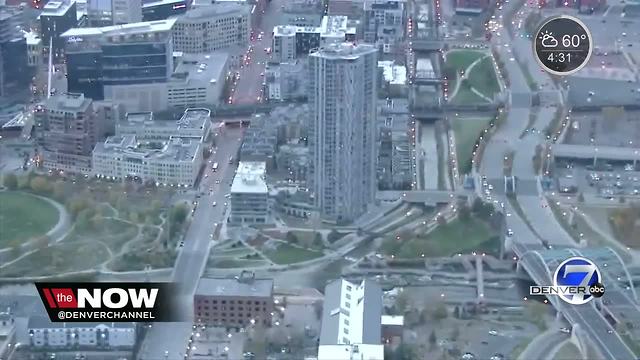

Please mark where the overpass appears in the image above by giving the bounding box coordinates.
[376,190,466,205]
[513,242,639,360]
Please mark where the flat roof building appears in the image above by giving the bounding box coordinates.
[117,108,211,140]
[230,161,270,224]
[318,279,384,360]
[92,134,203,186]
[194,271,274,328]
[173,2,250,53]
[28,316,136,349]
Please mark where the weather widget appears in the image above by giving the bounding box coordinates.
[533,15,593,76]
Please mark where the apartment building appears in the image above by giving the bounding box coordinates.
[34,93,104,174]
[194,271,274,328]
[308,43,378,222]
[172,2,250,53]
[28,316,136,349]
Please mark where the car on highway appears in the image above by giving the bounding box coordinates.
[560,327,570,334]
[506,229,514,237]
[212,202,217,207]
[216,179,221,184]
[488,330,498,336]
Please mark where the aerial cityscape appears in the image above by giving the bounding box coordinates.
[0,0,639,358]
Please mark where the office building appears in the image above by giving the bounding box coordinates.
[272,16,357,63]
[0,312,16,360]
[112,0,141,24]
[142,0,189,21]
[86,0,112,26]
[229,161,269,224]
[62,18,176,102]
[318,279,383,360]
[1,7,31,102]
[167,52,229,109]
[24,31,43,66]
[264,61,306,101]
[34,93,106,174]
[39,0,77,60]
[308,43,378,222]
[28,316,136,349]
[116,108,210,141]
[92,134,203,186]
[194,271,274,327]
[272,25,296,63]
[281,0,323,27]
[172,2,250,53]
[363,0,405,53]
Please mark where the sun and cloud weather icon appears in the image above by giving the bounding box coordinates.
[539,31,559,48]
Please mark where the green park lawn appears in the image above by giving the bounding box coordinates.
[452,117,493,173]
[0,192,60,247]
[0,241,109,278]
[381,217,499,258]
[445,50,485,71]
[466,57,500,98]
[263,243,323,265]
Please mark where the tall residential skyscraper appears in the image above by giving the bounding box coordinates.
[308,43,378,223]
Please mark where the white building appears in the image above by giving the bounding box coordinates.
[415,58,435,79]
[117,108,211,140]
[363,0,405,53]
[93,134,204,186]
[308,43,378,222]
[0,312,16,360]
[23,31,43,66]
[28,316,136,349]
[112,0,142,25]
[272,25,297,63]
[317,279,384,360]
[318,15,357,46]
[230,161,270,225]
[172,2,250,54]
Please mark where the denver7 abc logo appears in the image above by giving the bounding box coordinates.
[530,257,606,305]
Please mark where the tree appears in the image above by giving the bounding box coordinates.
[313,232,323,248]
[436,215,447,226]
[472,197,485,214]
[327,229,342,243]
[454,305,461,319]
[30,176,50,194]
[394,291,410,314]
[129,211,140,224]
[67,197,89,219]
[52,181,66,201]
[428,330,437,349]
[285,231,298,244]
[458,201,471,222]
[3,173,18,190]
[432,302,448,321]
[526,301,548,330]
[171,204,188,225]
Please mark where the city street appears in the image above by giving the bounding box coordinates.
[138,126,243,360]
[230,0,287,105]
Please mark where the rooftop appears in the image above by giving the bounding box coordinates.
[171,53,228,86]
[177,1,248,19]
[552,144,640,161]
[317,344,385,360]
[378,61,406,85]
[61,18,176,38]
[311,42,376,59]
[231,161,268,194]
[195,273,273,298]
[95,135,201,163]
[41,0,75,16]
[42,93,92,112]
[319,279,382,346]
[119,108,210,134]
[567,78,640,108]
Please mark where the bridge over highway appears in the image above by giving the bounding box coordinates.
[376,190,467,205]
[513,242,639,360]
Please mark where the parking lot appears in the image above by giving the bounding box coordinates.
[555,163,640,198]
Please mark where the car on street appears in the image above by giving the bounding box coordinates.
[179,241,184,247]
[560,327,570,334]
[488,330,498,336]
[212,202,217,207]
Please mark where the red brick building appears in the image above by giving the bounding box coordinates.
[194,271,274,328]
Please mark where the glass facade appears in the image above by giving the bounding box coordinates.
[66,50,104,99]
[102,43,170,85]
